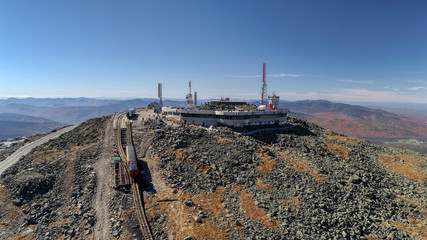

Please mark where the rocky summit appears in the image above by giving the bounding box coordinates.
[0,113,426,240]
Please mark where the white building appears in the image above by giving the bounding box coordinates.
[162,107,287,128]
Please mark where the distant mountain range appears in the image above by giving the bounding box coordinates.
[0,97,118,107]
[0,98,187,139]
[0,113,66,140]
[0,98,426,153]
[0,98,186,124]
[281,100,427,153]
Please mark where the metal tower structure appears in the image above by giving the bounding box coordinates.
[186,81,193,108]
[268,92,280,110]
[158,83,163,106]
[261,63,267,105]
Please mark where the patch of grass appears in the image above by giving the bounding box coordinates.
[364,235,380,240]
[145,187,232,240]
[194,163,211,175]
[378,154,427,183]
[322,142,351,160]
[168,148,187,161]
[255,148,277,173]
[326,134,355,143]
[0,185,23,232]
[396,195,427,217]
[278,197,303,211]
[238,188,278,230]
[217,137,232,144]
[276,151,327,183]
[390,217,427,240]
[256,177,274,191]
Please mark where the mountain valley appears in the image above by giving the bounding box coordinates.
[283,100,427,154]
[0,113,66,140]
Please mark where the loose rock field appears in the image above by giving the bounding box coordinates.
[140,116,426,239]
[0,114,425,240]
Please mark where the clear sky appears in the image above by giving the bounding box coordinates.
[1,0,426,103]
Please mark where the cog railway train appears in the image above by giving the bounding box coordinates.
[126,145,139,176]
[126,108,135,119]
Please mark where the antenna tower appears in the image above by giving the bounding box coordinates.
[186,81,193,108]
[261,63,267,105]
[158,83,163,106]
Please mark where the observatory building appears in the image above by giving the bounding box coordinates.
[162,63,288,128]
[162,106,287,127]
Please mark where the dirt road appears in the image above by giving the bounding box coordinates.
[0,125,76,175]
[92,117,116,240]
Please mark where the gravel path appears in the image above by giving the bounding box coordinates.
[93,117,116,240]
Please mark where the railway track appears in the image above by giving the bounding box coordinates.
[116,113,127,162]
[115,112,154,240]
[116,113,131,187]
[131,182,154,240]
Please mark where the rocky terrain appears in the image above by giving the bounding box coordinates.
[0,112,426,240]
[136,116,426,239]
[0,117,107,239]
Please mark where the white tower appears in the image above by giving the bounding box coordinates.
[186,81,193,108]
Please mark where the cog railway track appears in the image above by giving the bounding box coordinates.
[115,112,154,240]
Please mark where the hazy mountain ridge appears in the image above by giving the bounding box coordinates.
[0,113,66,140]
[0,98,186,139]
[361,102,427,117]
[0,98,187,124]
[282,100,427,153]
[0,97,118,107]
[1,98,426,153]
[283,100,404,121]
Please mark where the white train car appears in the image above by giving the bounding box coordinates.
[126,145,138,176]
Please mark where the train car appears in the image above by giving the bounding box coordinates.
[126,145,139,176]
[126,108,135,119]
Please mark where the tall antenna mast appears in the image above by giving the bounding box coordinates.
[261,63,267,105]
[158,83,163,106]
[186,81,193,108]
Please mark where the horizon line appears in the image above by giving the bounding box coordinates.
[1,96,427,105]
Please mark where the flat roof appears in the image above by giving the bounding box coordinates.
[176,109,287,116]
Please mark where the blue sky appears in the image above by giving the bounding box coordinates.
[1,0,427,103]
